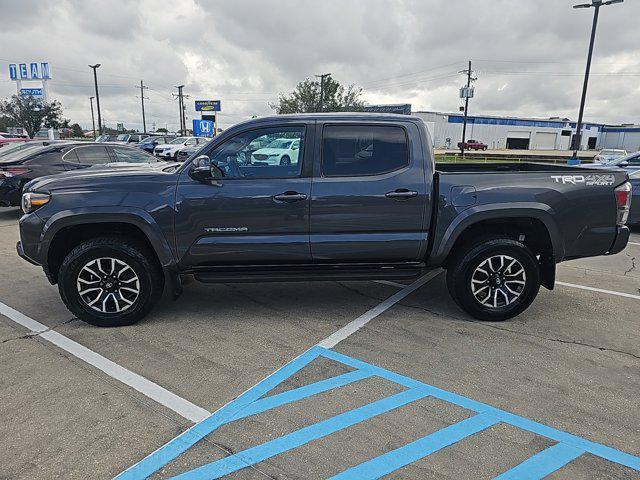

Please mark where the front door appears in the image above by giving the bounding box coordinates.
[175,124,313,267]
[310,122,429,263]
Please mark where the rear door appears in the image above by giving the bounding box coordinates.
[175,122,314,267]
[310,121,429,263]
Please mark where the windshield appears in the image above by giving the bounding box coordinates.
[601,150,625,156]
[170,137,188,144]
[0,142,39,158]
[266,139,292,149]
[116,134,129,141]
[0,145,51,163]
[140,136,159,144]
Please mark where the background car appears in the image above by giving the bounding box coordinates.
[137,135,177,153]
[114,133,150,144]
[0,142,160,207]
[594,148,627,163]
[154,136,208,160]
[250,137,300,165]
[590,150,640,173]
[628,170,640,227]
[457,139,488,151]
[0,137,29,149]
[95,134,117,142]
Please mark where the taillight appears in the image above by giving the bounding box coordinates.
[0,167,30,178]
[614,182,632,226]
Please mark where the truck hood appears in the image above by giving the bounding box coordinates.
[25,162,179,193]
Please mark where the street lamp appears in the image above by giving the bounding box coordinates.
[89,64,103,135]
[89,96,96,140]
[570,0,624,165]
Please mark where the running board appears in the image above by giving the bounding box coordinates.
[192,263,426,284]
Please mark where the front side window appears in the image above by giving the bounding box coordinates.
[73,145,111,165]
[322,125,409,177]
[201,126,305,179]
[112,147,158,163]
[171,137,188,144]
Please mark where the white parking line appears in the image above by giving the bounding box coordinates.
[318,270,442,349]
[0,301,211,423]
[556,281,640,301]
[629,241,640,246]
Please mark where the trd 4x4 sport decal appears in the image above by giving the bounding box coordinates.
[551,174,615,186]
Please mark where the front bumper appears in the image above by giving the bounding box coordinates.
[16,240,38,265]
[607,226,630,255]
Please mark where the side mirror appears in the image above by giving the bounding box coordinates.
[189,155,224,183]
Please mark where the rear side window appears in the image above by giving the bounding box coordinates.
[73,145,110,165]
[322,125,409,177]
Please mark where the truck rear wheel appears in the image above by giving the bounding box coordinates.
[446,238,540,321]
[57,237,164,327]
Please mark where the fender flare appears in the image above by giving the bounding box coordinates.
[429,202,564,266]
[39,207,176,267]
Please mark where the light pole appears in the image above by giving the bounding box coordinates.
[89,64,103,135]
[89,96,96,140]
[570,0,624,165]
[315,73,331,112]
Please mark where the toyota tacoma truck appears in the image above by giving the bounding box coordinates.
[16,114,631,327]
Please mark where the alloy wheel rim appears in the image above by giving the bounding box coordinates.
[470,255,526,309]
[76,257,140,314]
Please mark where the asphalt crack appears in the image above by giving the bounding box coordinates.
[1,317,76,344]
[624,256,637,276]
[396,301,640,361]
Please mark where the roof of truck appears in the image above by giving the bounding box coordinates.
[235,112,423,125]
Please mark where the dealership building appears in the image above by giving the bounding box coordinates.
[413,111,617,151]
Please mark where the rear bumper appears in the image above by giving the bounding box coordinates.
[607,226,630,255]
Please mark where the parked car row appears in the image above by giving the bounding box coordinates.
[0,141,164,207]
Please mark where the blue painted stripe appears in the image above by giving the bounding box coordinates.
[115,348,323,480]
[494,442,584,479]
[330,413,498,480]
[219,369,372,425]
[317,347,640,472]
[169,388,431,480]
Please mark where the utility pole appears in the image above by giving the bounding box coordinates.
[89,96,96,139]
[89,64,102,135]
[174,85,185,135]
[137,80,149,134]
[459,61,476,159]
[570,0,624,165]
[315,73,331,112]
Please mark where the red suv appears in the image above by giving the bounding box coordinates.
[458,139,488,151]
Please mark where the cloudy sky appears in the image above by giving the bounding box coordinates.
[0,0,638,132]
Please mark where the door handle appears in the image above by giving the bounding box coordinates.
[273,192,307,202]
[385,189,418,199]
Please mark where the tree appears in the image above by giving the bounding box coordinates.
[0,95,64,138]
[71,123,84,138]
[272,75,364,114]
[156,127,168,133]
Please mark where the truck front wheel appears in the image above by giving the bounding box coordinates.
[57,237,164,327]
[446,238,540,321]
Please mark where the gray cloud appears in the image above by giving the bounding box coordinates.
[0,0,638,132]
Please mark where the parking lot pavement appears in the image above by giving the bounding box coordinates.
[1,206,639,479]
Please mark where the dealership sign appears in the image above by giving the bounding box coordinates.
[9,62,51,81]
[195,100,221,112]
[193,119,215,137]
[20,88,44,97]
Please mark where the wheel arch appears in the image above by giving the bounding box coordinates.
[431,204,562,290]
[41,209,175,283]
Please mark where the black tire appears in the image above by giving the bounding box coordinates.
[280,155,291,166]
[58,237,164,327]
[446,237,540,321]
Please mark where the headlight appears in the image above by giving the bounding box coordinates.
[21,192,51,214]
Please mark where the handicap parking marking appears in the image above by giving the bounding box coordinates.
[116,346,640,480]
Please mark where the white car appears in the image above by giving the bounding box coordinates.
[251,138,300,165]
[154,136,208,159]
[594,148,627,164]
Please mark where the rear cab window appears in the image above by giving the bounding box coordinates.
[321,125,409,177]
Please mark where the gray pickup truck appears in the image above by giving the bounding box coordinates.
[17,113,631,327]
